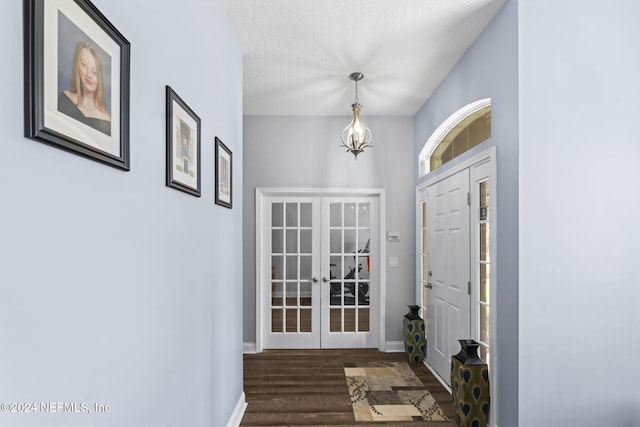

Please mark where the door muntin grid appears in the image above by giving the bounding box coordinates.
[271,202,313,334]
[328,202,370,333]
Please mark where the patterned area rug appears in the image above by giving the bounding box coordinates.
[344,361,449,422]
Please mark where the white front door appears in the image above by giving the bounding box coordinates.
[426,169,471,383]
[259,193,379,349]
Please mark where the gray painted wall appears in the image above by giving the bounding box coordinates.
[519,1,640,426]
[412,1,519,426]
[243,115,414,346]
[0,1,244,426]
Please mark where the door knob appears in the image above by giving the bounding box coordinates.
[312,277,319,283]
[322,277,330,283]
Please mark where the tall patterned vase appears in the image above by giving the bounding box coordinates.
[403,305,426,364]
[450,339,490,427]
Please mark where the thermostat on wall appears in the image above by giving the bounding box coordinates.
[387,231,400,242]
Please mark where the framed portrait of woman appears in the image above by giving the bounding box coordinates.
[24,0,130,170]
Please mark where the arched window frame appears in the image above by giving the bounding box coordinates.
[418,98,491,177]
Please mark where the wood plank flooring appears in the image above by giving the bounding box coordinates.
[241,349,457,426]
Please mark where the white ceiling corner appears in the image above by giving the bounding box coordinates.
[222,0,507,116]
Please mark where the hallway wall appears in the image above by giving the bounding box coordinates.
[518,1,640,425]
[0,1,244,426]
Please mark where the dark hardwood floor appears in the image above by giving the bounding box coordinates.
[241,349,457,426]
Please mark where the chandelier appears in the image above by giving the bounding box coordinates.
[340,72,372,159]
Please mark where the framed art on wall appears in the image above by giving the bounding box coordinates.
[215,137,232,208]
[24,0,131,170]
[166,86,201,197]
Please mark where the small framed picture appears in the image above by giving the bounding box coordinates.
[166,86,201,197]
[24,0,130,170]
[215,137,232,209]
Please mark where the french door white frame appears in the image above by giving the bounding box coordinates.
[415,146,497,421]
[255,188,386,353]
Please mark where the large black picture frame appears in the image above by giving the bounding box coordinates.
[24,0,130,170]
[166,86,201,197]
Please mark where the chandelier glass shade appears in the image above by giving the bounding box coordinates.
[341,72,372,158]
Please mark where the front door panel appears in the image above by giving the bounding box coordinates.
[427,169,471,383]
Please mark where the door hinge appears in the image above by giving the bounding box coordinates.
[468,281,471,295]
[467,192,471,206]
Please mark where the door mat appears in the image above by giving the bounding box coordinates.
[344,361,449,422]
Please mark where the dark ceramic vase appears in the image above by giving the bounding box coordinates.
[451,339,490,427]
[402,305,426,364]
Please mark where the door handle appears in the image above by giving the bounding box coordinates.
[322,277,330,283]
[312,277,319,283]
[425,282,433,289]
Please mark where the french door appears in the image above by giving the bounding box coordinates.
[258,191,380,349]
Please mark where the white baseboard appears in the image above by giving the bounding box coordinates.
[384,341,405,352]
[245,341,409,354]
[225,391,247,427]
[243,342,257,354]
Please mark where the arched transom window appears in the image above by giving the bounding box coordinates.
[419,99,492,176]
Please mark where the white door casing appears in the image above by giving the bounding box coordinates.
[256,189,384,351]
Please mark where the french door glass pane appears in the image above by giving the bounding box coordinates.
[300,203,312,227]
[344,309,356,332]
[272,282,283,306]
[343,256,356,279]
[300,229,312,253]
[286,203,298,226]
[286,256,298,279]
[358,203,370,227]
[272,203,283,227]
[272,229,283,253]
[271,201,314,335]
[344,203,356,227]
[285,283,297,306]
[300,309,312,332]
[358,256,370,279]
[330,309,341,332]
[344,229,356,253]
[285,309,297,332]
[271,309,283,332]
[300,256,312,280]
[330,203,341,227]
[330,230,341,253]
[300,282,312,306]
[272,256,283,280]
[358,308,370,332]
[328,201,371,333]
[286,230,298,253]
[330,256,341,280]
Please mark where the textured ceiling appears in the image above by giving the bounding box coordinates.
[222,0,506,116]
